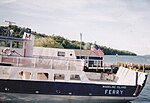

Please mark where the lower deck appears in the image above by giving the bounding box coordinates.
[0,65,117,85]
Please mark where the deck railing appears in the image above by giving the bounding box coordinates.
[0,55,84,71]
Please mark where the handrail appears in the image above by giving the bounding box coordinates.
[0,55,84,71]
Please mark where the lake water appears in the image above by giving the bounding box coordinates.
[0,55,150,103]
[104,55,150,65]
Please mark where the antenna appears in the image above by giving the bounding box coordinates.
[4,20,16,26]
[80,33,82,59]
[4,20,16,36]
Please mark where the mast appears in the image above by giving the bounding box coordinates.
[4,20,16,26]
[4,20,16,36]
[80,33,82,59]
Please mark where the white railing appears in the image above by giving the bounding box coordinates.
[0,55,84,71]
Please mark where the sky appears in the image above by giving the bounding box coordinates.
[0,0,150,55]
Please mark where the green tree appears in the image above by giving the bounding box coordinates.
[83,42,91,50]
[0,25,137,56]
[34,37,63,48]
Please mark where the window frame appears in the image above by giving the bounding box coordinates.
[57,51,65,57]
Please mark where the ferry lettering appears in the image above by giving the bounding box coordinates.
[109,90,112,94]
[112,90,116,94]
[105,89,124,95]
[116,90,119,95]
[120,90,123,94]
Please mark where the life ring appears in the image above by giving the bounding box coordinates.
[2,48,12,55]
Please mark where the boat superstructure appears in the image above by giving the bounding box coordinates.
[0,33,148,103]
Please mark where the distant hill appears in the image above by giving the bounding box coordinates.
[0,25,137,56]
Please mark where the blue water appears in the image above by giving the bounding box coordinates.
[104,55,150,65]
[0,55,150,103]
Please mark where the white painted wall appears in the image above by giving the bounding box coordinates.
[33,47,76,58]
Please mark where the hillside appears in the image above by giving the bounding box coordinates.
[0,25,136,56]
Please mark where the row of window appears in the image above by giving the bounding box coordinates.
[19,71,81,81]
[0,40,23,48]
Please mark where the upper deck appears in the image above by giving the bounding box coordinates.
[0,55,84,71]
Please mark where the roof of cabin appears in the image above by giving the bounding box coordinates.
[74,49,101,57]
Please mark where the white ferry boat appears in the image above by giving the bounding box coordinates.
[0,32,148,103]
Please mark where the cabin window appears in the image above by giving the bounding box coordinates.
[12,41,23,48]
[37,73,49,80]
[19,71,31,79]
[94,60,101,66]
[54,74,65,80]
[0,40,10,47]
[57,51,65,57]
[70,74,80,80]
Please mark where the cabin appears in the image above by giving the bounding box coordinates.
[0,33,103,69]
[33,47,103,69]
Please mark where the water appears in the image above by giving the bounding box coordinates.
[0,55,150,103]
[104,55,150,65]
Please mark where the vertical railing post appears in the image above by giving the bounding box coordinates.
[96,60,99,72]
[67,60,69,70]
[34,58,36,68]
[17,57,19,66]
[99,60,101,69]
[50,59,53,69]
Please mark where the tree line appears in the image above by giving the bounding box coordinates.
[0,25,137,56]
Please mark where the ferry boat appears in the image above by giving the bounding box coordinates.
[0,32,148,103]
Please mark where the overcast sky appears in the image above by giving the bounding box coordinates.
[0,0,150,55]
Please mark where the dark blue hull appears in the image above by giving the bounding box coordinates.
[0,79,138,97]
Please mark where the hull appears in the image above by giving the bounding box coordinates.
[0,79,138,103]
